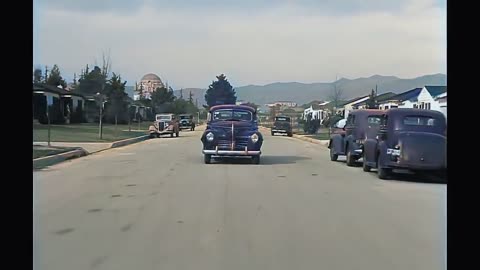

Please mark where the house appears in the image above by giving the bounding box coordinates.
[33,83,87,124]
[303,101,331,123]
[435,92,447,118]
[353,92,397,110]
[375,87,423,109]
[415,85,447,112]
[266,101,298,109]
[337,95,370,119]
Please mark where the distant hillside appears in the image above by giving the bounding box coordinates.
[130,74,446,108]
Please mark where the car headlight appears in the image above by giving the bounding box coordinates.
[206,132,214,141]
[251,133,259,143]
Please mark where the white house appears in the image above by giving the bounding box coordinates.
[378,88,422,109]
[435,92,447,118]
[339,95,370,119]
[303,101,331,123]
[415,86,447,113]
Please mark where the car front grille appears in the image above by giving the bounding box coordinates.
[217,137,250,150]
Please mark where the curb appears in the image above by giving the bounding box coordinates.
[292,134,329,147]
[33,149,87,170]
[110,135,150,148]
[33,135,151,170]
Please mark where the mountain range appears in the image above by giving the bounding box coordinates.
[126,73,446,109]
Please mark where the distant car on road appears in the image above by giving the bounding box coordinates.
[271,116,293,136]
[149,113,180,138]
[200,105,263,164]
[329,110,384,166]
[179,114,195,131]
[362,108,447,179]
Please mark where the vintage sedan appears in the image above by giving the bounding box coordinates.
[362,108,447,179]
[201,105,263,164]
[271,116,293,136]
[179,114,195,131]
[148,113,180,138]
[328,110,384,166]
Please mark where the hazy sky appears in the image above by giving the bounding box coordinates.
[34,0,446,88]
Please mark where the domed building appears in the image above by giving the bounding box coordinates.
[134,73,165,100]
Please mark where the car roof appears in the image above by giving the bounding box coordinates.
[209,104,256,112]
[386,108,444,118]
[350,109,385,116]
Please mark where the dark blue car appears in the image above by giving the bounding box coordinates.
[201,105,263,164]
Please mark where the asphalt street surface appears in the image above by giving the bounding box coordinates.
[33,127,446,270]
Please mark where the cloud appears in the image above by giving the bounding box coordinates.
[34,0,446,88]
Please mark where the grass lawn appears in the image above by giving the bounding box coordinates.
[33,147,79,159]
[33,122,151,142]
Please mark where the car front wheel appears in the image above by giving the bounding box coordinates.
[362,159,371,172]
[346,148,355,167]
[251,155,260,164]
[377,167,391,180]
[330,147,338,161]
[204,154,212,164]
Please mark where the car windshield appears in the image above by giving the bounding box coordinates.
[403,116,438,126]
[156,115,172,121]
[180,116,190,119]
[212,109,252,121]
[275,117,290,122]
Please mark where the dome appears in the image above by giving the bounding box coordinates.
[141,73,162,83]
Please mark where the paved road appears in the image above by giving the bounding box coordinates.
[34,128,446,270]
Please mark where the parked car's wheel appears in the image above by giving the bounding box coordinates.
[329,147,338,161]
[170,132,174,138]
[377,167,391,180]
[156,133,160,138]
[271,131,274,136]
[346,148,355,167]
[362,159,371,172]
[176,130,179,137]
[204,154,211,164]
[287,132,293,137]
[251,155,260,164]
[149,133,155,138]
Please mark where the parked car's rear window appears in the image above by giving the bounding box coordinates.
[403,116,437,126]
[275,117,289,121]
[367,116,382,125]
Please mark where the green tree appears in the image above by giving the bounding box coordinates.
[104,73,128,124]
[150,86,176,113]
[188,90,193,104]
[46,64,66,88]
[77,65,106,95]
[33,68,42,83]
[365,89,379,109]
[204,74,237,107]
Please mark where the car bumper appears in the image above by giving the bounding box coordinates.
[203,146,261,156]
[385,161,445,170]
[150,130,174,134]
[271,129,289,133]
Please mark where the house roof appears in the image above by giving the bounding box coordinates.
[354,92,397,107]
[33,83,86,99]
[380,88,422,104]
[424,85,446,98]
[338,95,369,107]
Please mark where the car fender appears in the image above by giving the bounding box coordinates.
[377,141,389,168]
[363,138,378,163]
[329,134,345,155]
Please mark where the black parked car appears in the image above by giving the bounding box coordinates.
[179,114,195,131]
[329,110,384,166]
[362,108,447,179]
[201,105,263,164]
[271,116,292,136]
